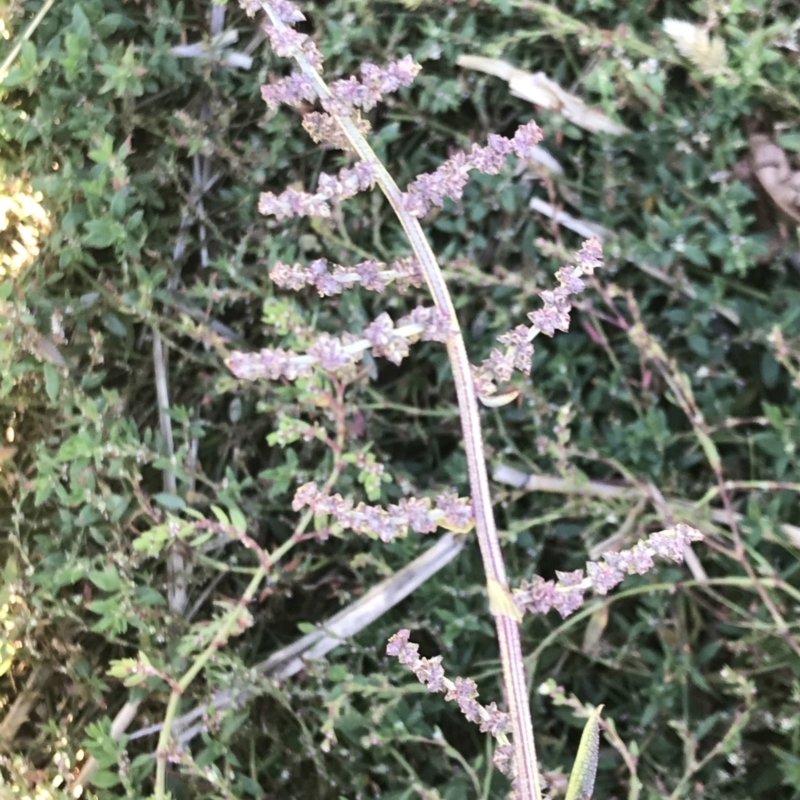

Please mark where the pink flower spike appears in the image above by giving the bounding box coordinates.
[268,0,305,23]
[576,237,603,274]
[510,121,545,158]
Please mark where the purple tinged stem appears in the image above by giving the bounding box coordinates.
[257,4,544,797]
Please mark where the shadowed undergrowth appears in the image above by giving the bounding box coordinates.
[1,0,800,797]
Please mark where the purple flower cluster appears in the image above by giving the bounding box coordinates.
[472,238,604,400]
[227,305,453,381]
[513,524,703,618]
[255,0,420,157]
[269,255,424,296]
[303,110,369,151]
[386,630,511,738]
[260,72,316,110]
[292,482,474,542]
[472,324,535,401]
[241,0,302,22]
[260,55,420,117]
[401,123,544,218]
[324,56,422,115]
[248,0,323,67]
[258,161,378,220]
[528,237,603,337]
[263,23,323,67]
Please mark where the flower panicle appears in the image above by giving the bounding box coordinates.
[292,483,474,542]
[513,523,704,618]
[240,0,303,23]
[256,119,547,218]
[258,161,379,220]
[400,122,544,218]
[474,237,604,400]
[269,255,424,296]
[528,237,603,338]
[323,55,422,115]
[252,5,546,222]
[254,0,421,151]
[386,630,512,740]
[226,306,453,382]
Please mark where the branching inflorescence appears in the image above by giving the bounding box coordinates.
[230,2,704,799]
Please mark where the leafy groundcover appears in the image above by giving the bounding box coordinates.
[1,0,800,798]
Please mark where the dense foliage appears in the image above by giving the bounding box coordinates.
[1,0,799,798]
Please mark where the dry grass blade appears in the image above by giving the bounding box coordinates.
[529,196,610,240]
[457,55,629,135]
[493,464,800,550]
[170,531,467,744]
[0,666,52,753]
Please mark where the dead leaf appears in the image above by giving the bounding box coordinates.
[457,55,629,136]
[582,605,609,654]
[528,196,611,239]
[749,133,800,224]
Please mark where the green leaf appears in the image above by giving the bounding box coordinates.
[771,746,800,790]
[210,505,230,526]
[102,313,128,337]
[83,218,125,249]
[96,13,133,36]
[107,657,138,679]
[132,525,169,554]
[88,597,120,615]
[88,566,123,592]
[56,431,96,461]
[762,401,784,431]
[18,39,38,73]
[695,429,721,472]
[70,4,92,38]
[91,769,122,788]
[683,242,709,266]
[43,362,60,402]
[565,705,604,800]
[777,132,800,152]
[154,493,185,510]
[229,504,247,534]
[297,621,316,634]
[88,134,115,165]
[135,586,167,606]
[106,494,131,522]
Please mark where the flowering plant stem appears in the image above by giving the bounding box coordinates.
[258,5,544,798]
[153,468,339,800]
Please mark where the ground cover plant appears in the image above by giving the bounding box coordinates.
[1,0,800,798]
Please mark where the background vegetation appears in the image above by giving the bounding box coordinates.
[1,0,800,798]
